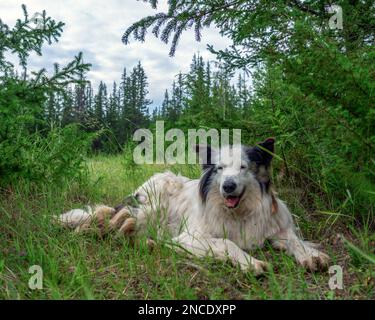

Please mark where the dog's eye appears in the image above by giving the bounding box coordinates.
[240,165,247,170]
[217,166,223,171]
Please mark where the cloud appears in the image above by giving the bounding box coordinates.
[1,0,231,108]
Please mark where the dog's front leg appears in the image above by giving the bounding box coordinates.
[272,228,330,271]
[172,232,269,275]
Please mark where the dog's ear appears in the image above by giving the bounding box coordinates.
[194,144,216,170]
[246,137,275,168]
[257,137,275,166]
[246,138,275,193]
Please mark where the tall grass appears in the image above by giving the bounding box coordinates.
[0,153,373,299]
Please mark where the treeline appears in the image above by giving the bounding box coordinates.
[44,54,253,153]
[155,54,250,132]
[45,62,151,153]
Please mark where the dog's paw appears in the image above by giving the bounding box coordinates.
[109,208,133,231]
[242,258,270,275]
[298,248,330,272]
[95,205,116,233]
[117,217,137,237]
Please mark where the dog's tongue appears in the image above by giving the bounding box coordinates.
[224,196,240,208]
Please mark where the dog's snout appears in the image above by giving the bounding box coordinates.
[223,180,237,193]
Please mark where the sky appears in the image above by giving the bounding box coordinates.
[1,0,232,108]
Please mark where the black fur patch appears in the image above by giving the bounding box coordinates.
[114,204,125,213]
[245,138,275,193]
[195,144,214,170]
[199,166,215,203]
[246,138,274,168]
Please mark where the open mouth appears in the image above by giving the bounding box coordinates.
[223,189,245,208]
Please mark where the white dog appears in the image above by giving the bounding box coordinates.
[59,139,329,275]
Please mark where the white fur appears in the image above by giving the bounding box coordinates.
[129,173,328,273]
[58,206,93,228]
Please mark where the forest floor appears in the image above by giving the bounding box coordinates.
[0,155,374,299]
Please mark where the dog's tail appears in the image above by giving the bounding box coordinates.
[56,206,94,228]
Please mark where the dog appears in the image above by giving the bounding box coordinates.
[59,138,330,275]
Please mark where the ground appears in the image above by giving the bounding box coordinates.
[0,155,374,299]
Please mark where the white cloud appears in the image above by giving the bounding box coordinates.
[1,0,231,107]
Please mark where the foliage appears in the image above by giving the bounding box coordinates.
[0,124,93,187]
[0,6,92,187]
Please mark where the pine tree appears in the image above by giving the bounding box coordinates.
[61,87,75,126]
[106,82,120,133]
[237,72,251,109]
[123,1,374,63]
[123,62,151,138]
[93,81,107,128]
[133,61,152,123]
[118,67,129,145]
[73,73,87,123]
[45,91,59,127]
[161,89,170,119]
[183,54,212,126]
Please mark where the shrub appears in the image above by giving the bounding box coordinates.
[0,6,91,188]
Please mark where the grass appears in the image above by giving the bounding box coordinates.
[0,154,374,299]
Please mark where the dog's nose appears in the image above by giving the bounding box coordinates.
[223,180,237,193]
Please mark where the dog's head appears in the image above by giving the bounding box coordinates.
[196,138,275,209]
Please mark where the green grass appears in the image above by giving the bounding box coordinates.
[0,154,374,299]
